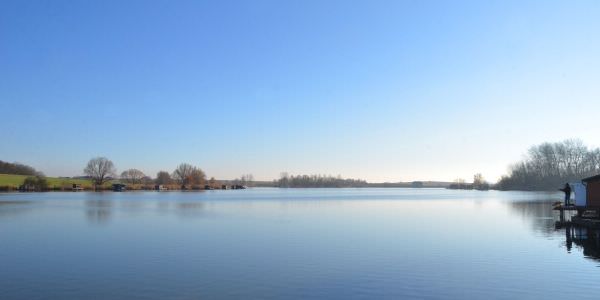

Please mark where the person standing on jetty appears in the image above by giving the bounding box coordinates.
[559,183,572,206]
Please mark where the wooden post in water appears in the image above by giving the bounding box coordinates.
[559,208,565,223]
[565,223,572,251]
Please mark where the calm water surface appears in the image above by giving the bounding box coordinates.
[0,188,598,299]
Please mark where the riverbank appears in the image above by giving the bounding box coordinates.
[0,174,250,192]
[0,174,98,191]
[1,174,456,192]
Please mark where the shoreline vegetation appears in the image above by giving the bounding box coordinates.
[2,139,598,192]
[0,158,256,192]
[0,172,452,192]
[272,173,450,188]
[496,139,600,191]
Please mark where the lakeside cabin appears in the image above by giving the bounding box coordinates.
[72,184,83,191]
[577,175,600,219]
[219,184,246,190]
[555,175,600,226]
[560,175,600,210]
[582,174,600,208]
[112,183,126,192]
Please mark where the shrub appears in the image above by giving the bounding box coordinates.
[21,176,48,191]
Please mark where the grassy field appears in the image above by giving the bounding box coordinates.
[0,174,97,189]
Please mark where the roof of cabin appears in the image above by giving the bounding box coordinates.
[582,174,600,182]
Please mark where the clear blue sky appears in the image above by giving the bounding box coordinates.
[1,0,600,182]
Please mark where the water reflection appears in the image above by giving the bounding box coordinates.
[120,199,146,211]
[3,191,600,266]
[508,199,600,262]
[0,200,33,218]
[157,201,207,218]
[85,199,113,224]
[83,195,209,222]
[566,225,600,261]
[508,200,557,235]
[4,190,600,299]
[175,201,205,217]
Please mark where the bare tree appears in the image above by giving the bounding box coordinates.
[473,174,484,185]
[84,157,116,187]
[473,173,489,190]
[498,139,600,190]
[241,174,254,187]
[448,178,469,190]
[172,163,194,187]
[189,168,206,187]
[208,177,219,188]
[279,172,289,188]
[120,169,145,185]
[155,171,172,185]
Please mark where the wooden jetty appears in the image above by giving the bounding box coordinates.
[553,204,579,222]
[553,204,600,229]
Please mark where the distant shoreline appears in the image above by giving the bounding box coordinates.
[0,173,454,192]
[0,186,454,193]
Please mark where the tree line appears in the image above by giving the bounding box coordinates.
[10,140,598,192]
[0,157,254,191]
[0,160,41,176]
[497,139,600,191]
[276,173,368,188]
[448,173,490,190]
[84,157,207,189]
[83,157,245,190]
[0,160,47,191]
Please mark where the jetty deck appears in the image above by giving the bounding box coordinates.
[552,204,579,223]
[553,204,600,229]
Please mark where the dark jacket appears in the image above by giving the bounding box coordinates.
[560,184,571,194]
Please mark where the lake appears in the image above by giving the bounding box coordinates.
[1,188,599,299]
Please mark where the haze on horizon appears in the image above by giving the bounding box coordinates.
[1,0,599,183]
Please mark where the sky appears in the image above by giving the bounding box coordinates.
[1,0,600,183]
